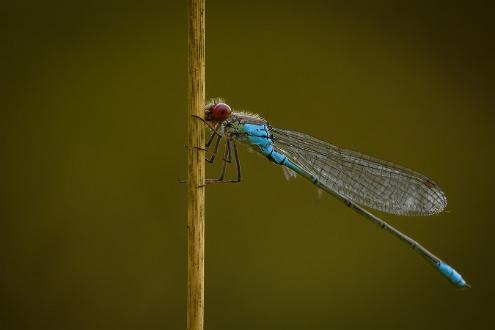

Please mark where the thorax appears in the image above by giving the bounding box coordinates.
[221,112,270,145]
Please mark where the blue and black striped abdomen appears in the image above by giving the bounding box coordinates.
[242,123,317,183]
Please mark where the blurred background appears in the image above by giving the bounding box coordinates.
[1,0,494,329]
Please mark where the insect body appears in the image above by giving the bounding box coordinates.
[203,99,468,288]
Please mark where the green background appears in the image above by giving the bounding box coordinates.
[2,1,494,329]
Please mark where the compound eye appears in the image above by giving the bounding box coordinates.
[212,103,232,122]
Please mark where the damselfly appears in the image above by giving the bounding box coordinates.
[201,98,469,288]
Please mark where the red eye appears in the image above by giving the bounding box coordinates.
[211,103,232,122]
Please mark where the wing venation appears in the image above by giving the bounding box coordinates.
[271,127,447,215]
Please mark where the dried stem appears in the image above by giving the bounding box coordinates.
[187,0,205,329]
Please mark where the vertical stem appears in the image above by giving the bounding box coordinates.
[187,0,205,329]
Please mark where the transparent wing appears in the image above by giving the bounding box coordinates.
[271,127,447,216]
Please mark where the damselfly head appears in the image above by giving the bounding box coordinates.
[205,102,231,122]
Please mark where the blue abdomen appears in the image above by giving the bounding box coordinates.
[242,123,316,182]
[243,123,286,163]
[437,261,469,288]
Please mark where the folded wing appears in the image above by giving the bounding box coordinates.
[271,127,447,216]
